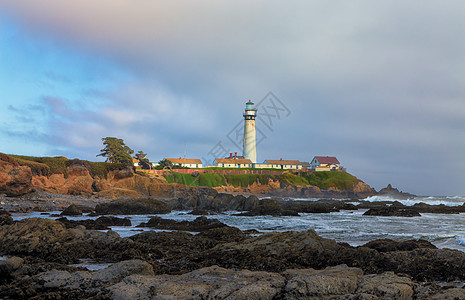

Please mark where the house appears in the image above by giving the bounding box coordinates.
[301,161,311,170]
[310,156,341,171]
[132,158,140,167]
[213,158,253,168]
[263,159,303,170]
[165,158,203,168]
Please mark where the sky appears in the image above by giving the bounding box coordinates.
[0,1,464,196]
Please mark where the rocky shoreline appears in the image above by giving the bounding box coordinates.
[1,210,465,299]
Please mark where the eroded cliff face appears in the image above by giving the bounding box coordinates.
[31,167,177,199]
[0,161,33,197]
[215,179,376,199]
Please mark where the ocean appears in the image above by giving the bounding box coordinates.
[12,195,465,252]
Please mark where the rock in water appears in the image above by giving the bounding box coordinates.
[136,216,228,231]
[363,206,421,217]
[60,204,93,216]
[95,198,171,215]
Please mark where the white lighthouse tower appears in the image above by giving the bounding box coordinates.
[243,100,257,163]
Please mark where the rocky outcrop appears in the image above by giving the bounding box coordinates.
[378,184,416,199]
[136,216,229,232]
[0,156,33,196]
[95,198,171,215]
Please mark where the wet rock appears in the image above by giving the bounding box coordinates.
[57,216,131,230]
[363,206,421,217]
[238,198,297,216]
[0,218,74,254]
[60,204,93,216]
[412,202,465,214]
[136,216,228,232]
[0,210,13,225]
[196,226,247,243]
[0,256,24,283]
[362,239,437,252]
[428,287,465,300]
[95,198,171,215]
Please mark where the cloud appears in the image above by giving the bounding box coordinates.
[1,1,465,195]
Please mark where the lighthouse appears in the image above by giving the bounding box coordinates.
[243,100,257,163]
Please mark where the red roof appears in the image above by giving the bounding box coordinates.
[265,159,302,165]
[215,158,253,164]
[166,158,202,164]
[314,156,340,164]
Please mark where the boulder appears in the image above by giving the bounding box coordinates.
[356,272,414,300]
[282,265,363,298]
[238,198,295,216]
[93,260,154,284]
[61,204,93,216]
[95,198,171,215]
[97,188,143,200]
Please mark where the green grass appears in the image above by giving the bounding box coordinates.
[277,173,310,187]
[224,174,271,187]
[12,155,68,176]
[305,171,360,190]
[198,173,226,187]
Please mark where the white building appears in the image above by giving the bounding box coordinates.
[243,100,257,163]
[310,156,341,171]
[214,158,253,168]
[262,159,303,170]
[165,158,203,168]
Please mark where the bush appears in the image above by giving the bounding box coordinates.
[87,162,128,179]
[0,153,19,166]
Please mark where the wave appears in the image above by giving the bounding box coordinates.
[362,195,465,207]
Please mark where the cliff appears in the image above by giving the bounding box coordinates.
[0,153,376,199]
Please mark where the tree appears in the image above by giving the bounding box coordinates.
[158,159,173,170]
[135,150,151,169]
[97,137,134,165]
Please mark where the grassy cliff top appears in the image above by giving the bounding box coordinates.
[164,171,361,190]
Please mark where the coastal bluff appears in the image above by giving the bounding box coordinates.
[0,153,376,200]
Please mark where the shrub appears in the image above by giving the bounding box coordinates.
[0,153,19,166]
